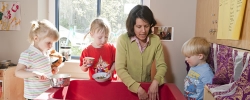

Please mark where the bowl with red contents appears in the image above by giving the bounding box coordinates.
[92,72,111,82]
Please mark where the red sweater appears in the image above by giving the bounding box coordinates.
[80,43,116,80]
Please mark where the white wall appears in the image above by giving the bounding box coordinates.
[145,0,197,92]
[0,0,39,62]
[38,0,48,20]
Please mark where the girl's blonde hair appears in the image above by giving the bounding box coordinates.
[84,18,111,39]
[28,19,59,43]
[181,37,210,60]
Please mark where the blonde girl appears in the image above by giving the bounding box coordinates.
[15,19,59,99]
[79,18,117,80]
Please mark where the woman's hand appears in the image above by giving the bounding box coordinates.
[138,86,148,100]
[148,80,159,100]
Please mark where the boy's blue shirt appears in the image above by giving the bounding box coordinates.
[184,63,214,100]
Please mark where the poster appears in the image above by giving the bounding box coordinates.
[0,2,21,30]
[217,0,246,40]
[153,26,174,41]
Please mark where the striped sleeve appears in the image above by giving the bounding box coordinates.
[18,52,31,67]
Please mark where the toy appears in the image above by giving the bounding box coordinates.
[49,49,66,74]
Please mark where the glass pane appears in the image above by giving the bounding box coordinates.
[59,0,97,57]
[58,0,141,58]
[100,0,141,45]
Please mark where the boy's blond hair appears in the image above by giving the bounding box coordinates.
[84,18,111,39]
[181,37,210,60]
[28,19,59,43]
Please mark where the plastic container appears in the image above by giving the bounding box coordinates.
[60,46,71,61]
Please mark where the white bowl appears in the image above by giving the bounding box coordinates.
[92,72,111,82]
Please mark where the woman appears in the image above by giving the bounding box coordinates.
[115,5,167,100]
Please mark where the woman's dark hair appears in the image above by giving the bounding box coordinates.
[126,5,157,37]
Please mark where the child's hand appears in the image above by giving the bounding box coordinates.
[80,57,94,72]
[82,58,88,67]
[32,71,49,80]
[52,67,59,74]
[84,57,94,67]
[37,75,48,80]
[80,65,88,72]
[107,70,113,75]
[80,59,89,72]
[106,70,114,79]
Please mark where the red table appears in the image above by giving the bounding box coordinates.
[35,80,186,100]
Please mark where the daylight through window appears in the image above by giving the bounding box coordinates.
[56,0,142,59]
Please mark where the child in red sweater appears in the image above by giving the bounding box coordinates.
[79,18,117,80]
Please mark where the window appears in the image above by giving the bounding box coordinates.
[56,0,142,59]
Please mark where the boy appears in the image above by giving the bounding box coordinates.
[181,37,214,100]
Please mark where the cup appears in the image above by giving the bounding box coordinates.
[84,57,95,67]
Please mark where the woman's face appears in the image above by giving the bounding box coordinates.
[134,18,150,43]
